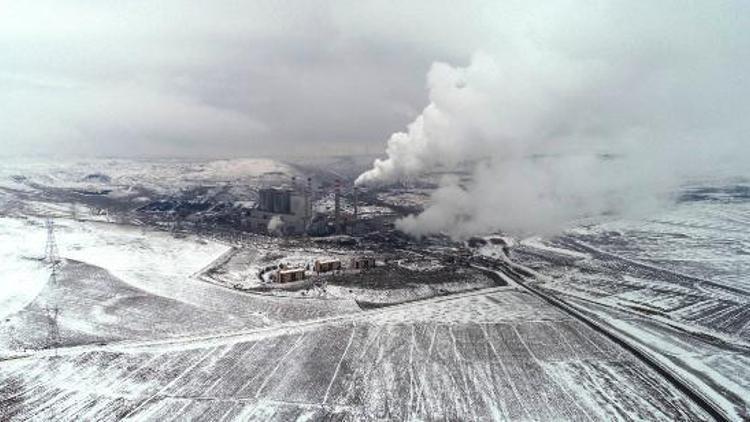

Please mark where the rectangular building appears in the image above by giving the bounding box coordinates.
[258,188,292,214]
[247,186,310,235]
[276,268,306,283]
[350,257,376,270]
[314,259,342,273]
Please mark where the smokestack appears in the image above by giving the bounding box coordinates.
[353,186,358,221]
[334,179,341,234]
[306,177,312,222]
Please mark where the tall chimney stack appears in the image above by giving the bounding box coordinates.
[353,186,358,221]
[334,179,341,234]
[306,177,312,222]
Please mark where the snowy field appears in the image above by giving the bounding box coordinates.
[510,181,750,419]
[0,217,49,319]
[515,183,750,342]
[57,219,230,297]
[0,217,360,357]
[0,158,300,197]
[1,159,747,420]
[0,208,716,420]
[0,287,710,421]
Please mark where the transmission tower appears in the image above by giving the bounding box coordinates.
[44,218,61,282]
[44,305,62,351]
[45,218,60,264]
[7,324,21,352]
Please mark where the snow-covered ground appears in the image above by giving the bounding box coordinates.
[1,215,231,306]
[568,198,750,293]
[0,216,361,357]
[0,287,712,421]
[507,181,750,419]
[1,159,746,420]
[46,218,358,322]
[53,218,230,299]
[0,157,300,196]
[0,217,49,319]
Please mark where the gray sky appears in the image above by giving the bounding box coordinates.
[0,1,497,158]
[1,1,747,160]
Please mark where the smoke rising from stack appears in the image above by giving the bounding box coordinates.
[356,2,750,238]
[267,215,284,235]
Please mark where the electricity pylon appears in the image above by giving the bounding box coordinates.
[44,305,62,351]
[44,218,61,283]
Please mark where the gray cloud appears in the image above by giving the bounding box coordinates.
[1,0,485,157]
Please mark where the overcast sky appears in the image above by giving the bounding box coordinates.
[1,1,747,159]
[0,1,497,158]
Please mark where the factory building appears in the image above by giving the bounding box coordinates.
[244,177,368,237]
[246,184,311,235]
[259,188,292,214]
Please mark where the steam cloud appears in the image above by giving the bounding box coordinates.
[357,3,750,238]
[267,215,284,235]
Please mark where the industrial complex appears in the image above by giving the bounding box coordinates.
[243,176,372,239]
[0,157,747,421]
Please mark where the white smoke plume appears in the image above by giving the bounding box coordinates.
[357,2,750,238]
[267,215,284,235]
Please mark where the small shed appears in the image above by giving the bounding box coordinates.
[350,257,376,270]
[315,259,342,273]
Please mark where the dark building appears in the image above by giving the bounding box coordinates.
[259,188,292,214]
[247,187,309,235]
[350,257,376,270]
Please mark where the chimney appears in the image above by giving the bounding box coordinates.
[334,179,341,234]
[306,177,312,222]
[353,186,358,221]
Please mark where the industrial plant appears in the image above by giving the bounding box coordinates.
[0,157,748,421]
[244,176,371,238]
[2,0,748,419]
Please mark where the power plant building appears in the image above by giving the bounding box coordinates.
[259,188,293,214]
[246,187,310,235]
[244,177,363,237]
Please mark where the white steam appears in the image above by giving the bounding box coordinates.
[357,3,750,238]
[267,215,284,235]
